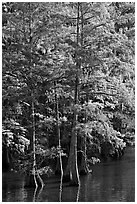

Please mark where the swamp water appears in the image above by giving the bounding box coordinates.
[2,147,135,202]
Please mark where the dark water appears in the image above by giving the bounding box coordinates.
[2,147,135,202]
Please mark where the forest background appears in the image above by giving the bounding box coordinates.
[2,2,135,187]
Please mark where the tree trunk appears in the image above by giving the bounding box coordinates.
[26,4,44,188]
[64,76,80,185]
[64,119,80,186]
[79,135,89,175]
[64,2,81,186]
[26,95,44,188]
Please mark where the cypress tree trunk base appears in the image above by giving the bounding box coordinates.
[63,170,80,186]
[63,127,80,186]
[63,174,80,186]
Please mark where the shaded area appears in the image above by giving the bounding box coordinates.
[2,147,134,202]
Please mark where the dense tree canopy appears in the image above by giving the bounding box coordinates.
[2,2,135,186]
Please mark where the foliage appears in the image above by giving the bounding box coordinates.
[2,119,29,154]
[2,2,135,173]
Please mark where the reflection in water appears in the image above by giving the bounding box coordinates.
[32,187,44,202]
[79,147,135,202]
[32,187,38,202]
[59,177,63,202]
[76,185,80,202]
[2,147,135,202]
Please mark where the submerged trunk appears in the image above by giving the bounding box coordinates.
[64,113,80,186]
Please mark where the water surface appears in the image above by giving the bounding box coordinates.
[2,147,135,202]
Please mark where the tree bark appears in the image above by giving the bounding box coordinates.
[64,3,81,186]
[64,122,80,186]
[79,135,89,175]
